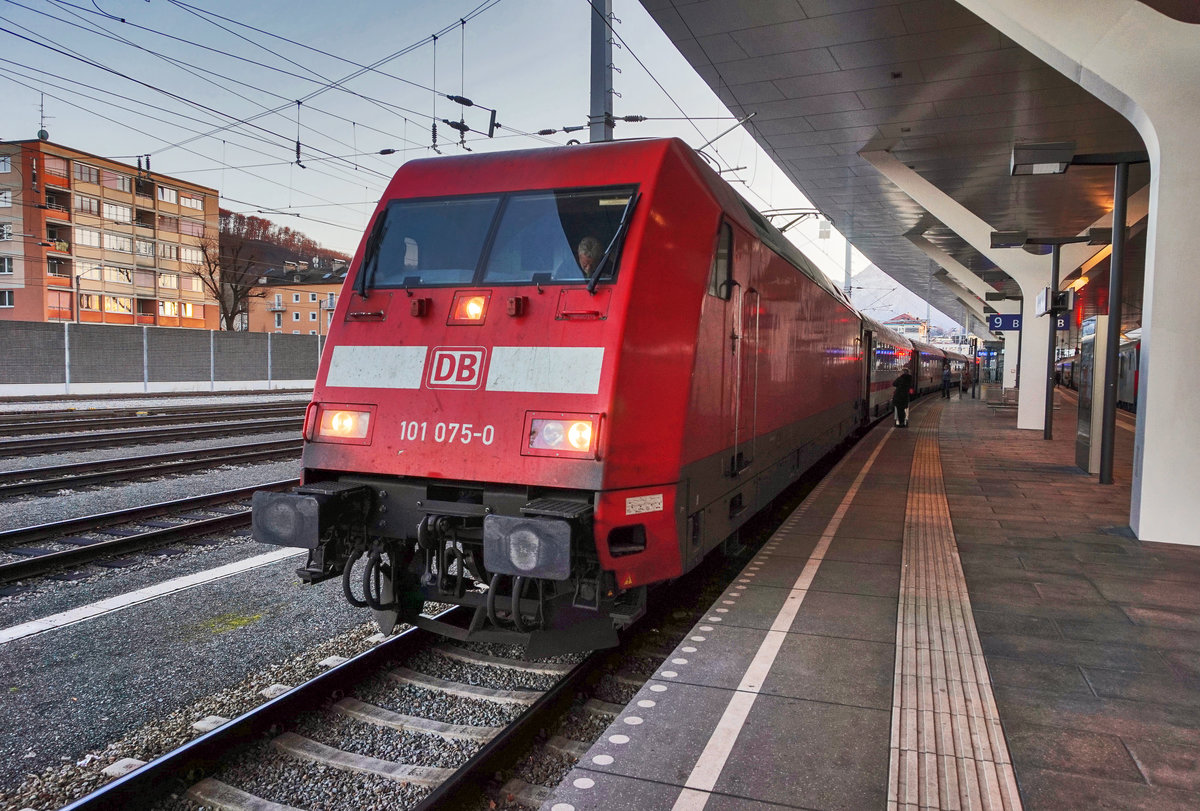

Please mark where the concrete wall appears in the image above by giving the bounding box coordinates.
[0,322,320,396]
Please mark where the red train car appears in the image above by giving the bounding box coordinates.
[253,138,868,653]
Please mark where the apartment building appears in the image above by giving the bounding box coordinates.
[245,264,346,336]
[0,138,220,328]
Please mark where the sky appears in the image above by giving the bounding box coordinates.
[0,0,958,329]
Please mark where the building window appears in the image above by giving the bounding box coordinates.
[74,163,100,184]
[273,293,283,307]
[293,330,300,334]
[309,330,317,335]
[0,191,10,208]
[103,232,133,252]
[179,219,204,238]
[0,156,10,173]
[326,292,336,307]
[180,302,195,318]
[0,223,11,241]
[157,214,179,233]
[44,155,68,177]
[79,293,100,310]
[102,202,132,223]
[135,239,155,258]
[135,269,155,287]
[183,275,203,292]
[104,296,133,314]
[293,311,301,321]
[179,246,202,264]
[180,194,203,210]
[101,170,131,193]
[158,300,178,317]
[0,290,12,308]
[158,186,178,204]
[274,312,282,329]
[75,196,100,216]
[0,257,12,274]
[74,227,101,247]
[309,292,318,302]
[158,243,178,261]
[158,273,178,289]
[104,266,133,284]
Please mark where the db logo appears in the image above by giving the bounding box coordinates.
[426,347,487,389]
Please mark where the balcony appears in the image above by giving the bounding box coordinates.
[268,302,286,312]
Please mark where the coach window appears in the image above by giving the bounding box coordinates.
[707,222,733,300]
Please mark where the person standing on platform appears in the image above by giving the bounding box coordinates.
[941,363,952,399]
[961,364,972,397]
[893,369,913,427]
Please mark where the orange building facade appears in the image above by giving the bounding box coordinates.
[0,139,219,328]
[244,270,343,337]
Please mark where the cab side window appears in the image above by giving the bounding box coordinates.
[707,222,733,300]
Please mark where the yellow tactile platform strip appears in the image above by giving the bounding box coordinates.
[888,403,1023,811]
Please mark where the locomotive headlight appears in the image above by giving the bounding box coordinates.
[540,421,565,447]
[317,408,371,441]
[567,421,592,450]
[449,291,491,324]
[524,413,600,458]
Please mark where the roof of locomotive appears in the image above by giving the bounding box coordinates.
[378,138,854,312]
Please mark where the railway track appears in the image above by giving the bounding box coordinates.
[0,439,303,496]
[56,607,605,811]
[0,416,303,457]
[0,480,297,585]
[0,403,307,437]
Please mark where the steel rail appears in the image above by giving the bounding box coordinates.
[0,479,297,547]
[0,480,297,585]
[0,440,302,496]
[58,609,464,811]
[414,648,607,809]
[0,417,302,456]
[0,403,305,435]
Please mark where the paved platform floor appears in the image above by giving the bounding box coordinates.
[545,388,1200,810]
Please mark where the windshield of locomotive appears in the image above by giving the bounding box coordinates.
[360,186,636,289]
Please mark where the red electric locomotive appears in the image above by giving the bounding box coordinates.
[253,138,876,653]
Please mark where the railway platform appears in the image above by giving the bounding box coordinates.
[546,388,1200,810]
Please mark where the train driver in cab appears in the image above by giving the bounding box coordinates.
[577,236,603,278]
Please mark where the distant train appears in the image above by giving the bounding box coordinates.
[1055,334,1140,412]
[252,138,968,654]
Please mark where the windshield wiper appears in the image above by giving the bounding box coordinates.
[587,192,641,295]
[356,212,391,298]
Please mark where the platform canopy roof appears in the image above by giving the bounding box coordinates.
[638,0,1149,322]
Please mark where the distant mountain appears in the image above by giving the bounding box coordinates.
[847,264,964,332]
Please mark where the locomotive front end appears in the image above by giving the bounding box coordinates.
[253,156,653,655]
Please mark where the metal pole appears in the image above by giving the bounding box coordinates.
[843,216,853,296]
[1044,245,1060,440]
[588,0,613,143]
[1099,162,1129,484]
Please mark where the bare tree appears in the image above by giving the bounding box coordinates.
[192,232,264,330]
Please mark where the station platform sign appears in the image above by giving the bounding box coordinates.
[989,314,1068,331]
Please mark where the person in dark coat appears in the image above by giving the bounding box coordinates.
[893,369,914,427]
[941,363,953,398]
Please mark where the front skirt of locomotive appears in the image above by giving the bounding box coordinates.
[251,478,629,657]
